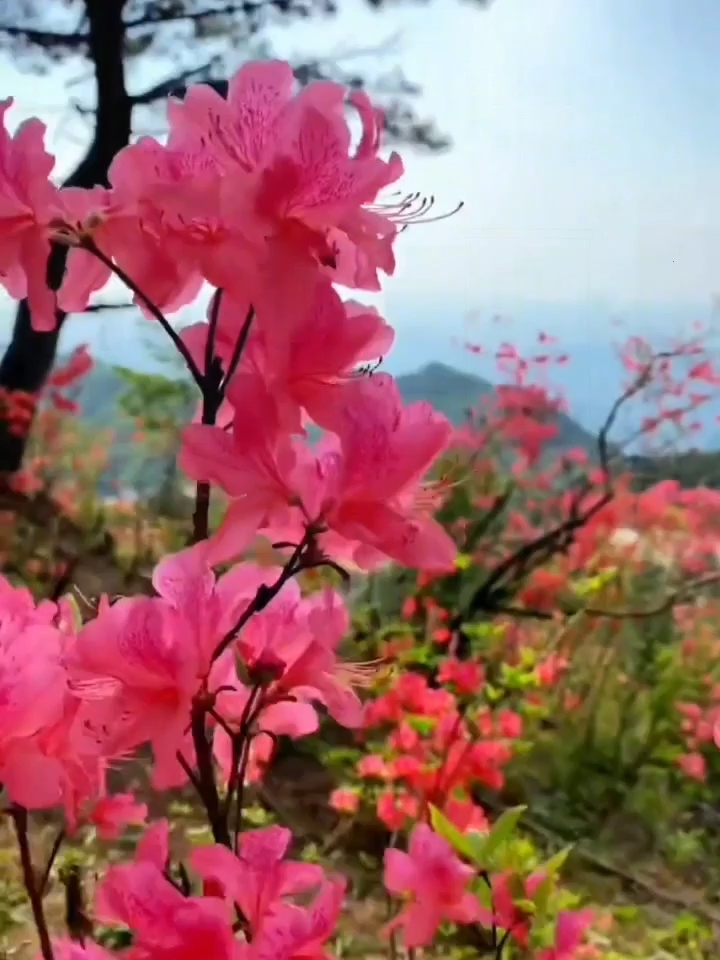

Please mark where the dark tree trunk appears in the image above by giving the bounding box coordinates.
[0,0,132,473]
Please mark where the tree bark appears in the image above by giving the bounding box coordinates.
[0,0,132,473]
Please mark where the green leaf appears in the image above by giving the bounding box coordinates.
[429,805,478,861]
[541,845,573,877]
[515,898,537,916]
[530,875,554,918]
[481,806,527,862]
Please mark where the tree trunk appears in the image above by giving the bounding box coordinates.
[0,0,132,473]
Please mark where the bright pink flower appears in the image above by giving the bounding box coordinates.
[180,373,456,572]
[191,825,324,934]
[384,823,481,947]
[0,579,70,809]
[48,344,93,388]
[232,276,394,434]
[86,792,148,840]
[135,818,171,870]
[678,751,707,781]
[66,550,278,788]
[13,690,108,823]
[183,277,394,436]
[492,383,561,465]
[168,60,403,291]
[97,857,234,960]
[377,791,419,831]
[0,98,58,331]
[151,545,280,670]
[538,910,595,960]
[45,939,115,960]
[212,585,363,779]
[0,575,59,626]
[96,821,234,960]
[244,584,362,723]
[476,871,546,945]
[238,877,346,960]
[255,586,364,728]
[104,136,242,304]
[329,788,360,814]
[66,594,195,788]
[442,797,490,834]
[357,754,390,780]
[54,163,203,317]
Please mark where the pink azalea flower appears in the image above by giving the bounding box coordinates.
[96,855,235,960]
[167,60,403,291]
[54,174,204,318]
[222,582,363,728]
[237,877,346,960]
[65,594,196,788]
[65,550,279,788]
[191,825,324,934]
[384,823,481,948]
[151,545,281,670]
[45,938,115,960]
[0,578,69,809]
[86,792,148,840]
[212,585,363,781]
[238,275,395,435]
[95,820,234,960]
[475,870,547,946]
[105,136,242,304]
[0,98,58,330]
[135,818,171,871]
[538,910,595,960]
[180,373,457,572]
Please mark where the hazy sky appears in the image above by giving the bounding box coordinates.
[1,0,719,355]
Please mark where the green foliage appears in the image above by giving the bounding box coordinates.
[114,366,195,435]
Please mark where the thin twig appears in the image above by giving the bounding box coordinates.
[220,305,256,397]
[190,702,231,848]
[10,806,54,960]
[39,827,66,896]
[211,534,313,661]
[81,238,204,388]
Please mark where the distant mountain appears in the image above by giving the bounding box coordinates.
[64,358,598,496]
[400,362,597,453]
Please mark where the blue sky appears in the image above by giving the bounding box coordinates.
[1,0,719,369]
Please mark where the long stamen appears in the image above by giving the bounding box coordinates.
[367,191,464,229]
[338,658,388,689]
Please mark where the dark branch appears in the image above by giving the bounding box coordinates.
[131,63,219,106]
[0,23,88,45]
[125,3,255,30]
[82,301,134,314]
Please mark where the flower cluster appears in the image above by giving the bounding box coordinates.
[356,668,518,832]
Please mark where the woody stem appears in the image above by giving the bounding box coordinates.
[11,805,54,960]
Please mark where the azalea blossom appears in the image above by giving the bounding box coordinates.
[384,823,481,947]
[0,577,70,808]
[0,98,58,331]
[191,825,324,934]
[65,549,280,788]
[180,373,457,572]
